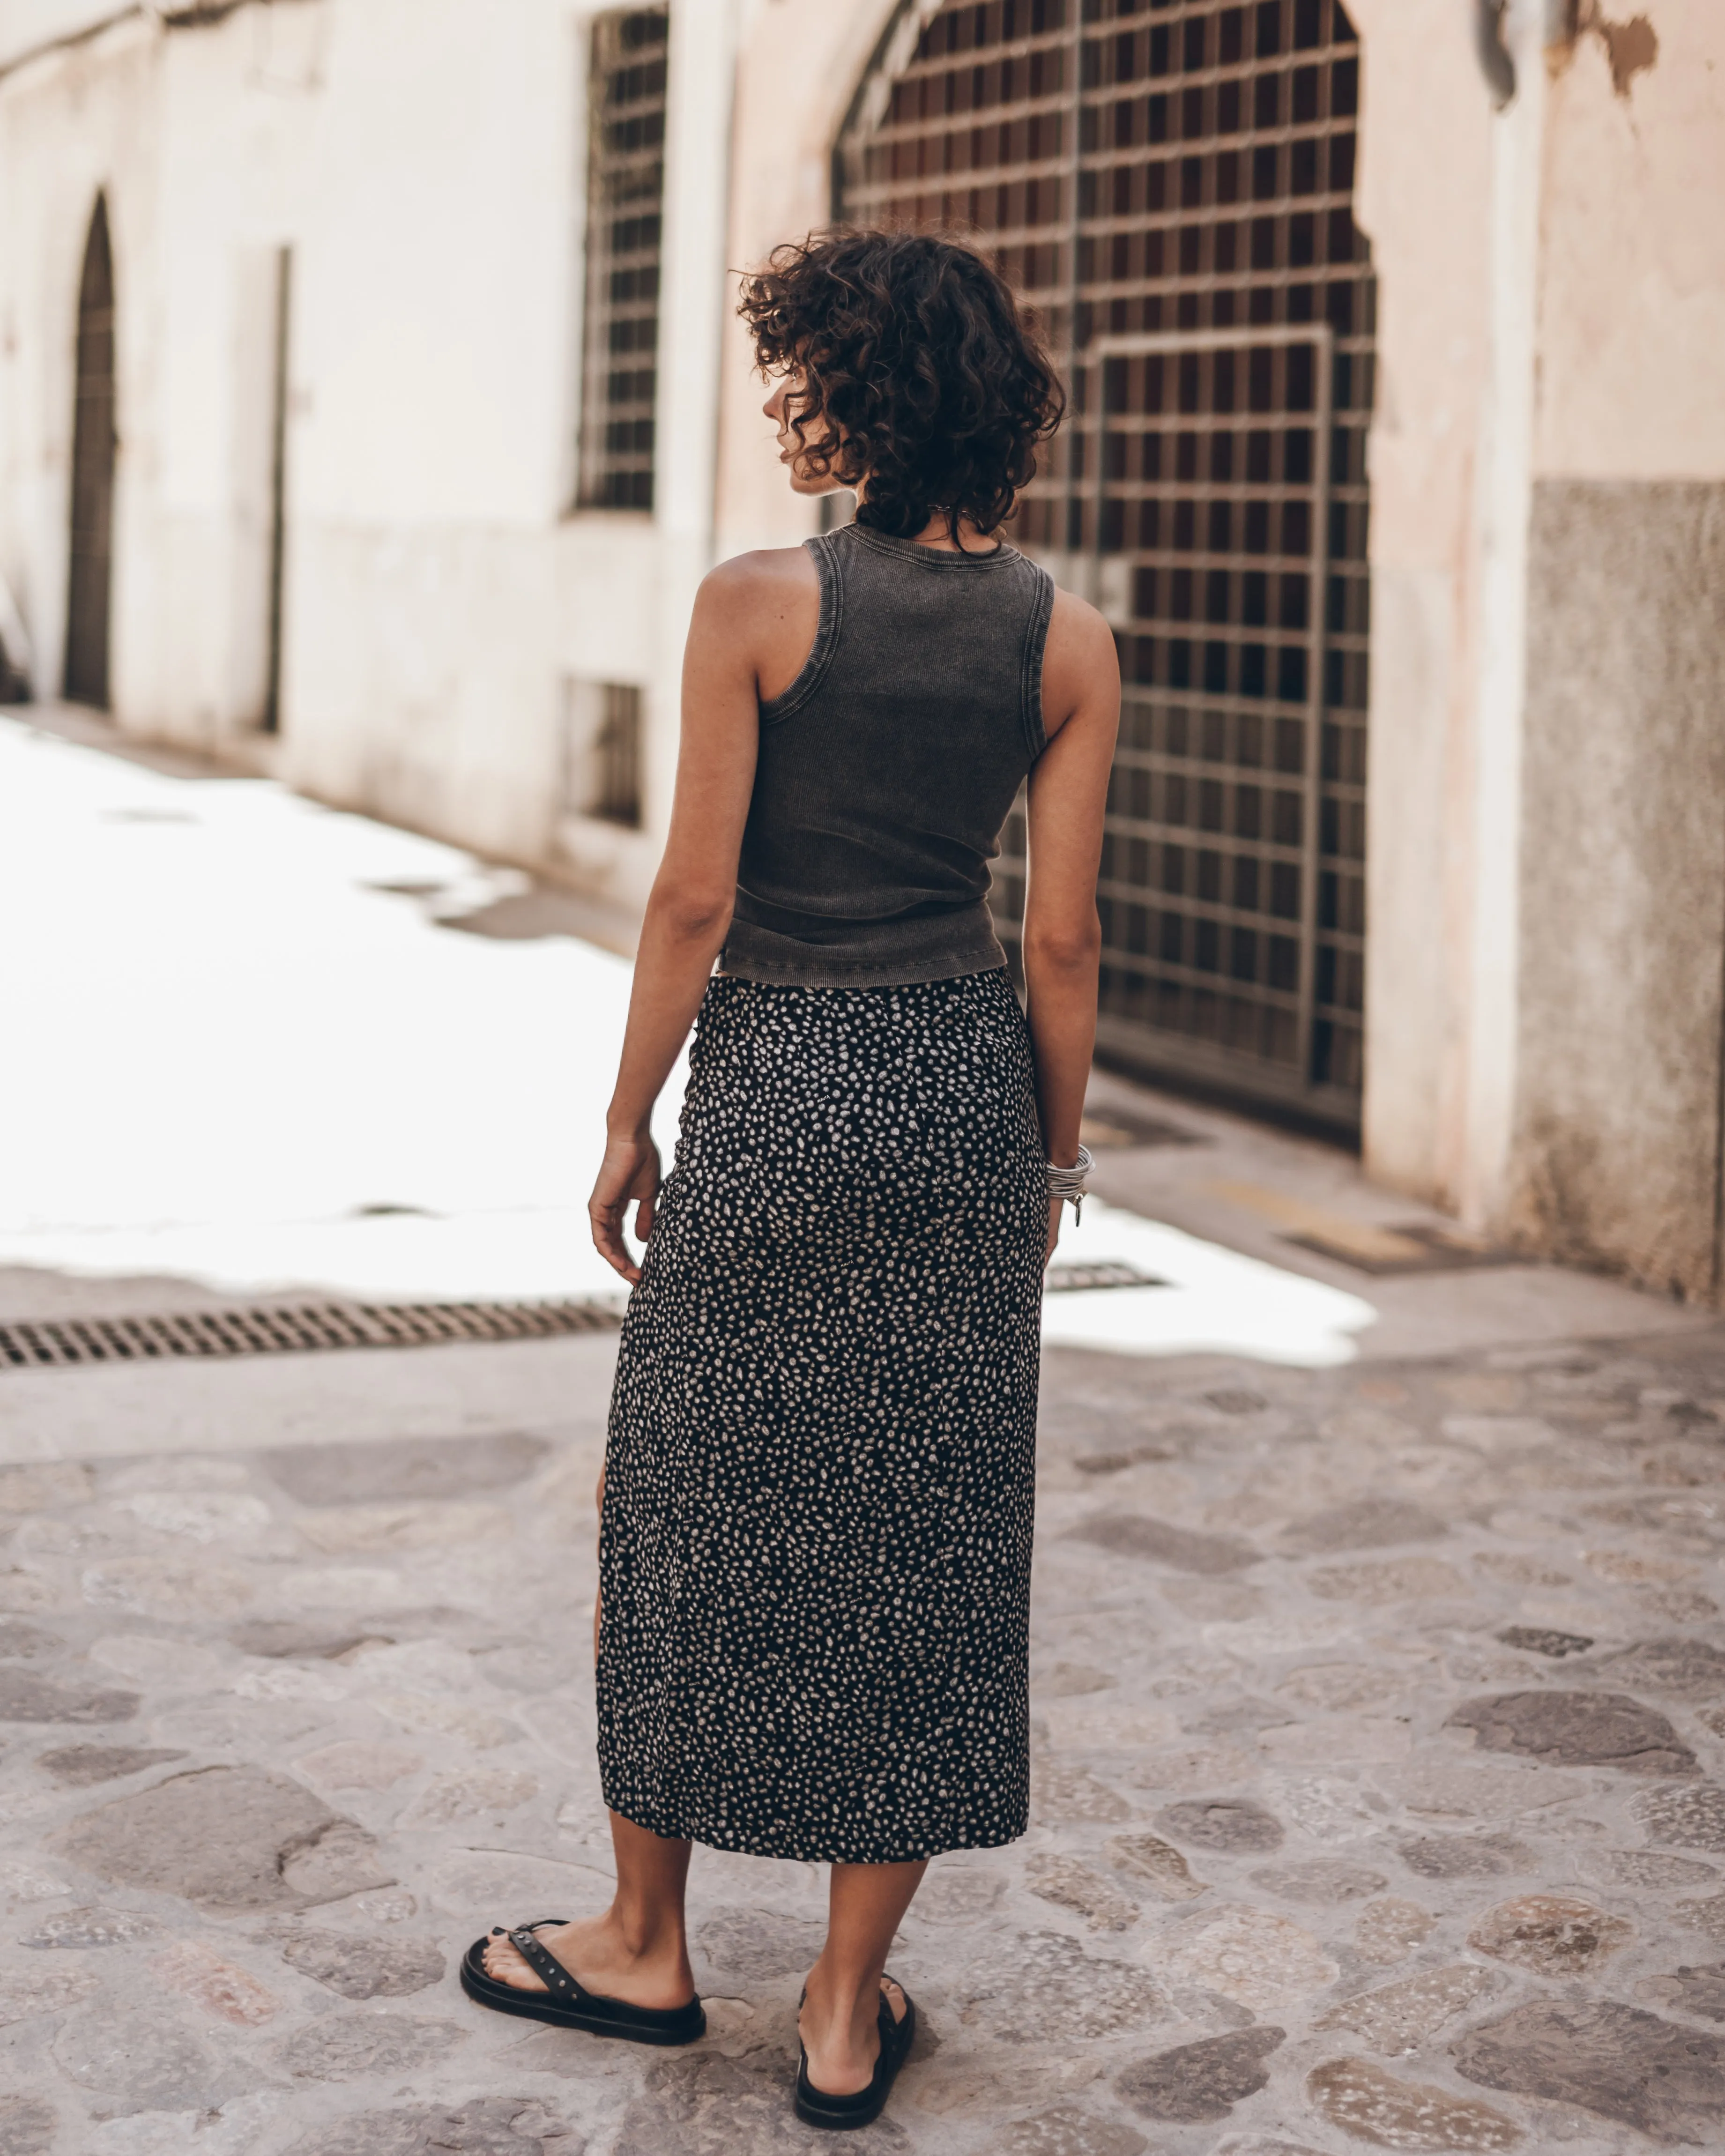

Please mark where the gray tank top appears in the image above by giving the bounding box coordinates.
[720,522,1055,989]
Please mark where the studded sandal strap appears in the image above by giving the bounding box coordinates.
[507,1925,589,2005]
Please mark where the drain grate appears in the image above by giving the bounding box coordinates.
[0,1297,624,1372]
[1045,1261,1168,1295]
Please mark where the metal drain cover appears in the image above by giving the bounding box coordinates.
[0,1297,623,1372]
[1044,1260,1167,1295]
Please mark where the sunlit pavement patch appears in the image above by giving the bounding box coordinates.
[0,718,1373,1366]
[1041,1198,1376,1367]
[0,719,673,1308]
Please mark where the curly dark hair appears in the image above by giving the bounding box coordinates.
[738,228,1063,541]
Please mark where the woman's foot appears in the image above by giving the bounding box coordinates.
[798,1971,908,2096]
[480,1908,695,2011]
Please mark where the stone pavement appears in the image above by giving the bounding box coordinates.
[4,1268,1725,2155]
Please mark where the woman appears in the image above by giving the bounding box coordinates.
[462,229,1119,2129]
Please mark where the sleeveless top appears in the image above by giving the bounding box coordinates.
[719,522,1056,989]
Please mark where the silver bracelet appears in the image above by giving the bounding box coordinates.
[1047,1144,1094,1222]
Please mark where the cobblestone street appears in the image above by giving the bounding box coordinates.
[5,1297,1725,2154]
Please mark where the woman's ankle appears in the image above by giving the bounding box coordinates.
[802,1959,880,2037]
[602,1900,690,1971]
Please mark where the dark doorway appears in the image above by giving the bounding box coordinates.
[262,245,292,734]
[64,193,117,708]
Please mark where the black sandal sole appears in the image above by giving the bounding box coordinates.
[460,1927,706,2047]
[795,1990,916,2129]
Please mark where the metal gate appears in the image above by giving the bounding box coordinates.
[64,193,117,709]
[836,0,1370,1130]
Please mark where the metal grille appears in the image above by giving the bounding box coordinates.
[577,8,669,512]
[1044,1258,1167,1291]
[837,0,1371,1129]
[0,1298,622,1373]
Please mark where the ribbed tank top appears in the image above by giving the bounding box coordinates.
[720,521,1055,989]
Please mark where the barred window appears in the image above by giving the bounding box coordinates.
[561,678,644,830]
[578,8,668,512]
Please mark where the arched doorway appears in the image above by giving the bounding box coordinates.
[838,0,1371,1129]
[64,193,117,708]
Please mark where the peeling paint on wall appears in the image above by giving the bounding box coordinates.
[1596,10,1658,94]
[1554,4,1660,97]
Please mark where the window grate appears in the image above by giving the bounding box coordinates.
[837,0,1371,1129]
[578,8,669,512]
[0,1298,623,1373]
[591,682,644,827]
[561,677,645,829]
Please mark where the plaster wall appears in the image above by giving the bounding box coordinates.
[713,0,899,563]
[1535,1,1725,483]
[269,0,737,898]
[1512,481,1725,1296]
[270,0,574,863]
[1506,2,1725,1297]
[1346,0,1496,1212]
[0,0,742,905]
[0,1,139,64]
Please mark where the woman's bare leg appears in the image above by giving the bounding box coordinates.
[799,1859,927,2094]
[480,1811,695,2008]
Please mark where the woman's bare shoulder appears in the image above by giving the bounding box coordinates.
[1045,583,1117,663]
[699,544,818,612]
[693,546,822,702]
[1041,583,1121,738]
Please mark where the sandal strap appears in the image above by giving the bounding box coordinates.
[507,1925,588,2005]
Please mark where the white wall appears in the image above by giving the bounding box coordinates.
[0,0,745,910]
[0,1,138,65]
[276,0,575,861]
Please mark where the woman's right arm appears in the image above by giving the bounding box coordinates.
[587,560,773,1282]
[1021,587,1121,1257]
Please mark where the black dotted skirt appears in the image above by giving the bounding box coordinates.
[597,967,1047,1863]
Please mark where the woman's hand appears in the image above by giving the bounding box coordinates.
[589,1132,662,1284]
[1045,1194,1063,1264]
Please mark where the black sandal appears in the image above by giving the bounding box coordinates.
[794,1980,916,2130]
[460,1918,706,2046]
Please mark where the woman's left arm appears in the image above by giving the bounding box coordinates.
[587,559,769,1282]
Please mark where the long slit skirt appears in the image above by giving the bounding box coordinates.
[596,967,1047,1864]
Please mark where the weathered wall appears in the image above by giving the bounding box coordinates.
[0,0,744,911]
[1536,0,1725,481]
[1357,0,1725,1307]
[1511,481,1725,1296]
[713,0,899,563]
[266,0,576,865]
[1347,0,1500,1212]
[1506,1,1725,1297]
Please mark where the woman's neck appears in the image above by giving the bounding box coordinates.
[905,509,999,554]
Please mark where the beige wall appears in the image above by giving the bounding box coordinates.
[713,0,900,563]
[1505,0,1725,1299]
[1356,0,1725,1304]
[1537,1,1725,483]
[1350,0,1501,1216]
